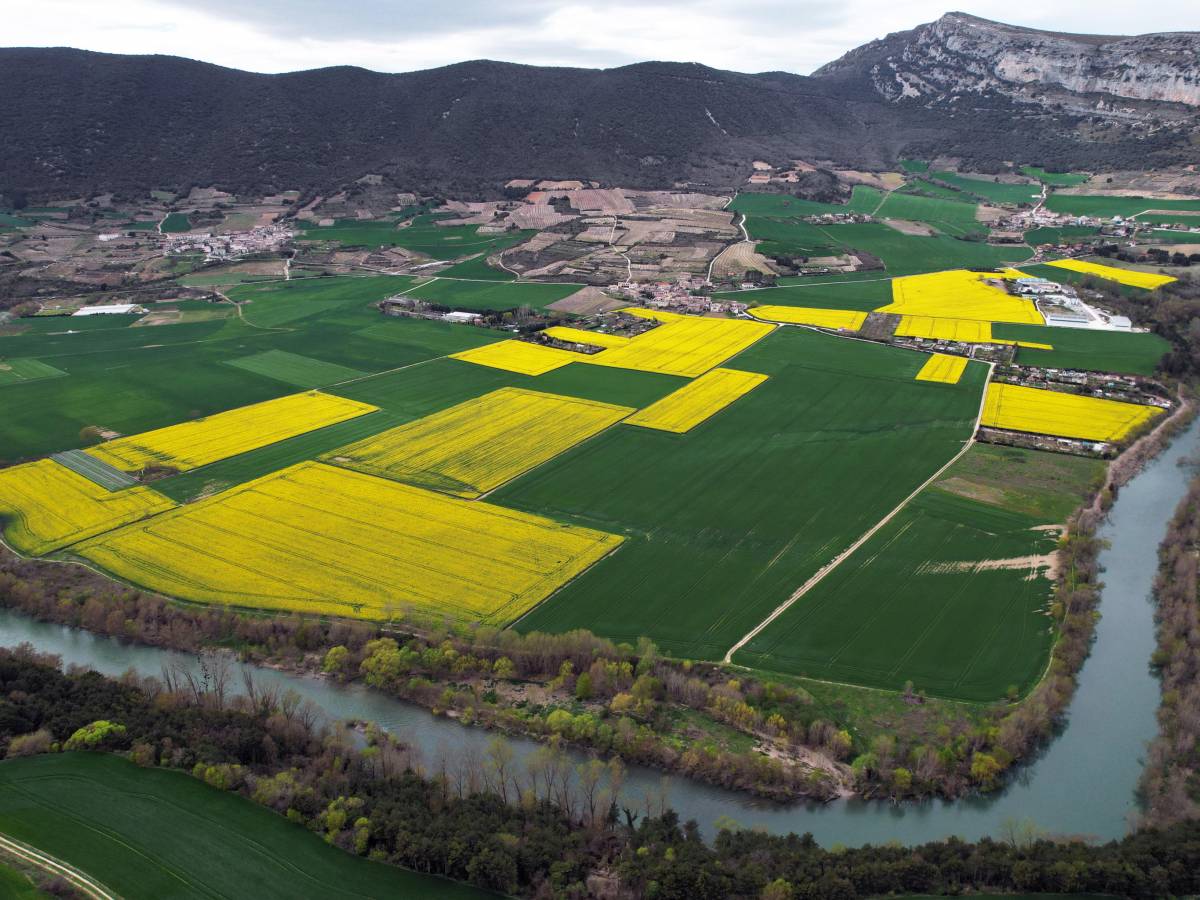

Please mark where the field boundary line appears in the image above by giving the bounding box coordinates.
[722,361,995,664]
[0,830,118,900]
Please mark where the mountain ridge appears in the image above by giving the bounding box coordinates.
[1,14,1197,200]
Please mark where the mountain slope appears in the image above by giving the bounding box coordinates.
[0,16,1197,199]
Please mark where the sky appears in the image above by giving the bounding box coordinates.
[4,0,1195,76]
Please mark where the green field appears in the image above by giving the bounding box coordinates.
[930,172,1041,205]
[1024,225,1101,245]
[1045,195,1200,221]
[1020,166,1089,187]
[0,359,66,387]
[225,275,419,327]
[897,179,973,202]
[871,190,984,236]
[742,217,846,258]
[733,444,1101,700]
[820,224,1030,275]
[0,282,508,462]
[993,323,1170,375]
[899,159,930,173]
[301,214,533,262]
[714,277,893,312]
[159,212,191,233]
[225,349,366,387]
[1142,228,1200,244]
[402,277,584,311]
[729,189,877,219]
[0,753,487,899]
[503,328,986,661]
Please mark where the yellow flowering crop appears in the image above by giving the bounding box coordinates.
[322,387,632,498]
[894,316,994,343]
[0,459,174,556]
[747,306,867,330]
[1046,259,1176,290]
[77,462,623,624]
[582,309,773,377]
[542,326,632,348]
[450,340,586,376]
[86,392,377,473]
[914,353,968,384]
[981,382,1163,442]
[625,368,768,433]
[877,269,1043,324]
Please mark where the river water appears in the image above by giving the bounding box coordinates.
[2,419,1195,846]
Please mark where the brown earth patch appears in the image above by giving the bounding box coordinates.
[882,218,936,236]
[547,286,625,315]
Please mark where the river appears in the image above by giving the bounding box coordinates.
[2,418,1195,846]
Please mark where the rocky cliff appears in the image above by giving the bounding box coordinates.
[816,13,1200,115]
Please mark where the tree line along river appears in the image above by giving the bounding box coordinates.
[0,417,1196,847]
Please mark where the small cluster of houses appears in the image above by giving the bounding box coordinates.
[614,276,748,315]
[165,225,292,261]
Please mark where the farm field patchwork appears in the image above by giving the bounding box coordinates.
[76,462,623,623]
[225,349,367,387]
[323,387,632,497]
[86,392,378,473]
[0,459,174,556]
[0,358,67,386]
[981,382,1163,441]
[1045,258,1176,290]
[747,306,867,330]
[0,753,487,900]
[624,368,768,434]
[501,327,987,660]
[914,353,968,384]
[878,269,1041,324]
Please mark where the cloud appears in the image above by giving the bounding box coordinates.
[3,0,1197,76]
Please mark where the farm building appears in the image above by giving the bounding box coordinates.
[72,304,145,316]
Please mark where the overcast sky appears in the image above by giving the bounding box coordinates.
[5,1,1195,75]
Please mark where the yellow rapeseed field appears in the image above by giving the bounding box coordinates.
[542,326,632,348]
[0,459,174,556]
[746,306,867,330]
[450,340,586,375]
[322,387,632,497]
[85,392,377,473]
[894,316,994,343]
[625,368,768,433]
[981,382,1164,442]
[581,309,773,377]
[76,462,623,624]
[1046,259,1176,290]
[914,354,969,385]
[877,269,1044,324]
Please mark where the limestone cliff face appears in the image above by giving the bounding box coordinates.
[816,12,1200,111]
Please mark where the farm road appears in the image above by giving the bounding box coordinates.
[0,831,117,900]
